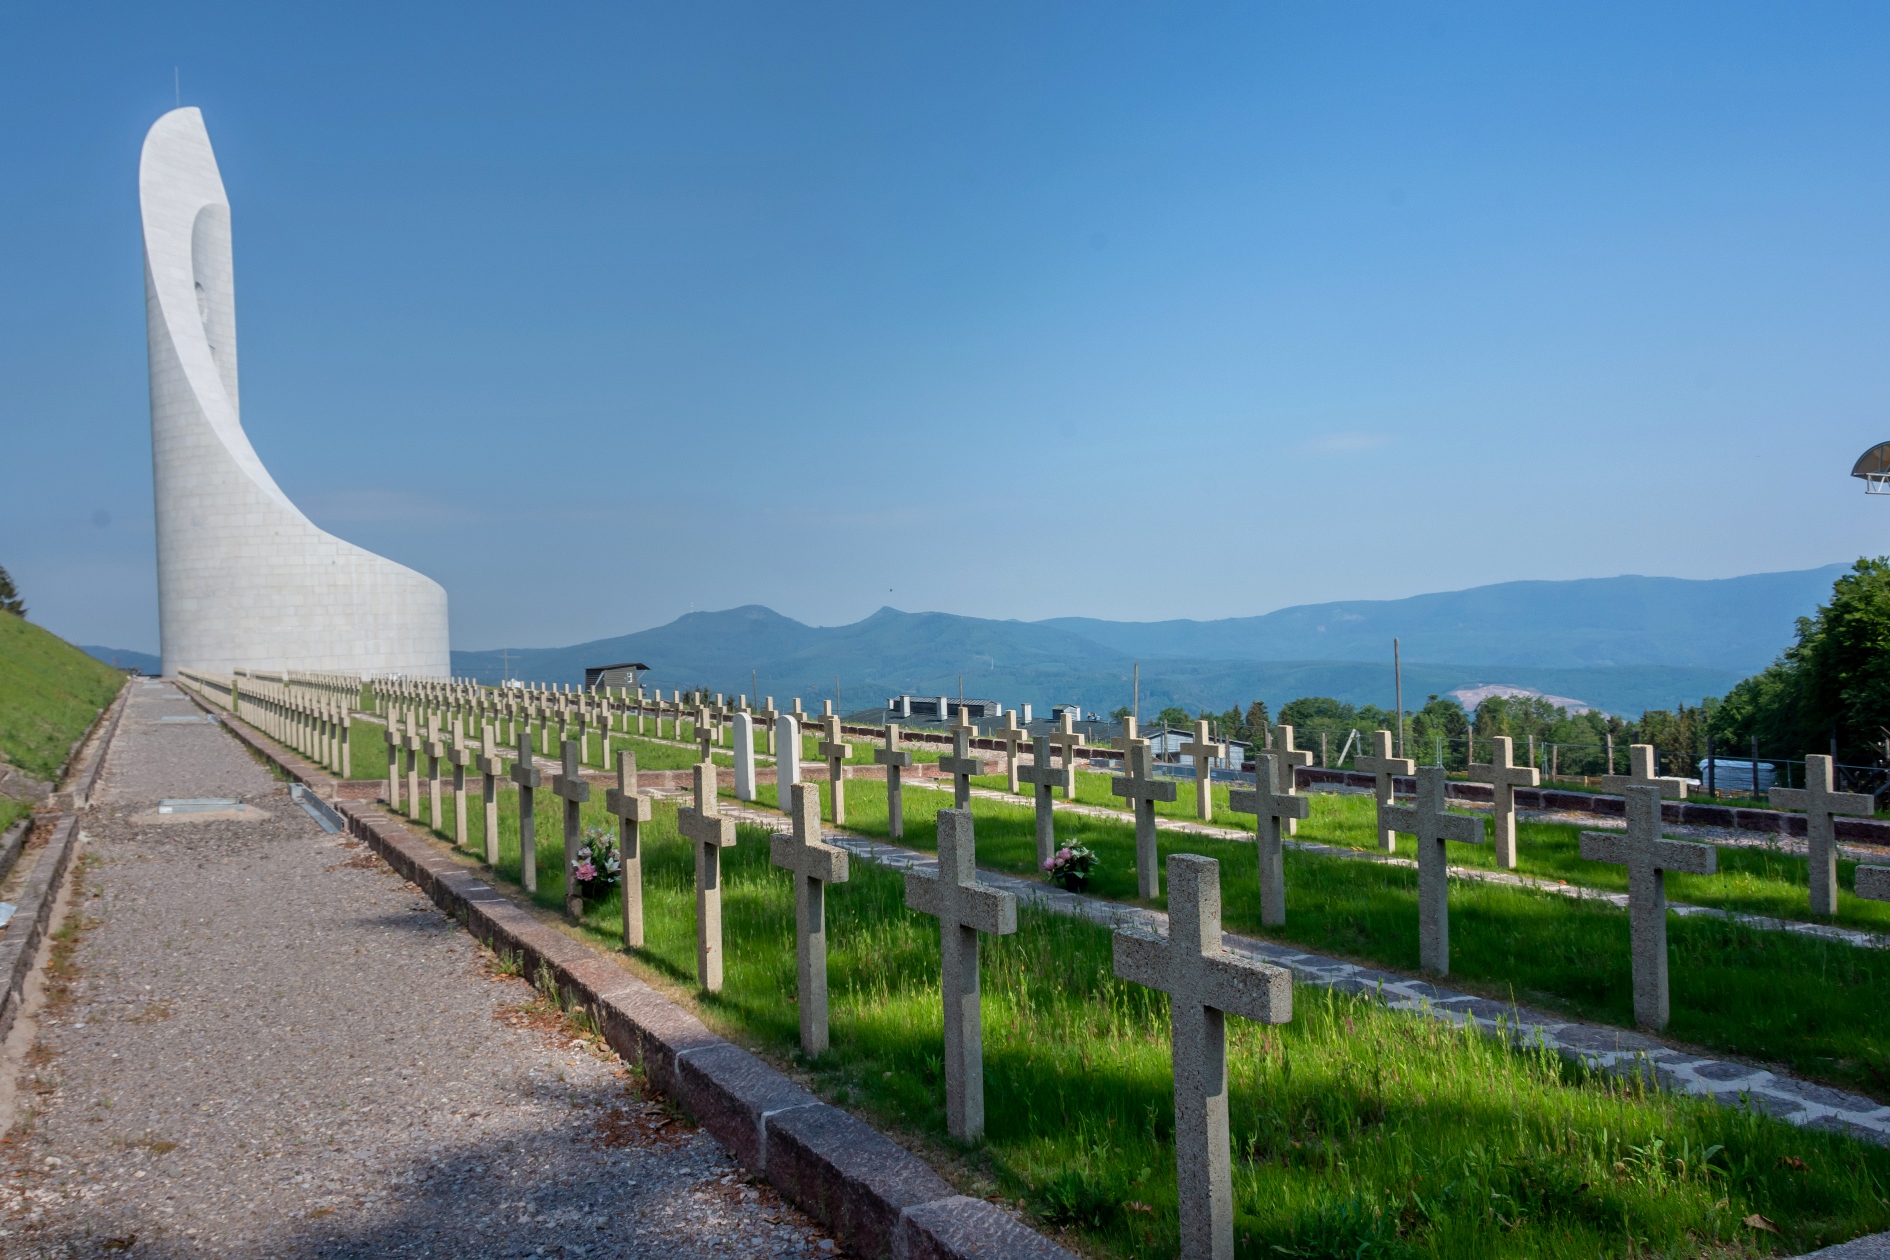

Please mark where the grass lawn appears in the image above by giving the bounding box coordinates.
[998,769,1890,936]
[747,778,1890,1105]
[398,779,1890,1258]
[0,614,124,784]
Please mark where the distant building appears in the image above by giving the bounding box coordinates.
[585,662,650,691]
[880,694,1004,726]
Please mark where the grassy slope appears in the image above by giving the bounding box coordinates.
[0,615,124,830]
[395,781,1890,1259]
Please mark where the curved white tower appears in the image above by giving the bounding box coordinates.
[142,108,450,678]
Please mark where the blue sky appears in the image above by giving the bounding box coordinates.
[4,2,1889,654]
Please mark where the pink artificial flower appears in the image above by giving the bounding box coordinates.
[1041,857,1055,871]
[1056,848,1072,863]
[575,861,597,882]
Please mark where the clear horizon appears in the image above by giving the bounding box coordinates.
[6,3,1890,654]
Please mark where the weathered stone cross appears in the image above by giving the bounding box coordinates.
[903,809,1017,1140]
[1579,785,1716,1029]
[448,716,473,850]
[1380,765,1486,975]
[403,710,424,821]
[1113,854,1292,1260]
[938,711,982,809]
[552,738,592,920]
[1179,720,1226,821]
[1046,711,1083,797]
[1601,743,1689,800]
[753,697,778,756]
[1229,751,1310,926]
[989,710,1028,794]
[383,714,404,813]
[604,749,652,947]
[509,730,544,892]
[1017,733,1063,867]
[1772,754,1875,915]
[1111,740,1176,898]
[695,705,715,764]
[1354,729,1414,853]
[817,714,850,825]
[1269,726,1314,836]
[678,760,739,991]
[873,723,912,838]
[475,722,505,864]
[424,712,446,831]
[771,782,850,1055]
[1465,734,1539,869]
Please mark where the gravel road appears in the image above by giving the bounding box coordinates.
[0,681,839,1258]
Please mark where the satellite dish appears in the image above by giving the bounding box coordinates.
[1853,442,1890,494]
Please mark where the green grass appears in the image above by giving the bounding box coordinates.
[398,777,1890,1258]
[0,615,124,782]
[750,777,1890,1105]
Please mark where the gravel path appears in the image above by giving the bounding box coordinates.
[0,682,839,1259]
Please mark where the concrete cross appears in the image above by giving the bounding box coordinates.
[383,715,404,812]
[1112,715,1149,778]
[509,730,544,892]
[771,782,851,1055]
[1269,726,1314,836]
[817,715,850,825]
[475,722,506,865]
[988,710,1029,794]
[1016,734,1063,868]
[938,712,982,810]
[1179,720,1226,821]
[732,711,757,802]
[1380,765,1487,975]
[753,697,778,756]
[424,712,446,832]
[1355,730,1415,853]
[873,723,912,838]
[1601,743,1689,800]
[903,809,1017,1140]
[1772,754,1875,915]
[1113,854,1292,1260]
[403,710,424,822]
[677,760,739,991]
[553,738,592,920]
[1229,751,1311,927]
[695,706,715,764]
[1465,734,1539,869]
[575,707,591,766]
[1580,785,1716,1029]
[604,750,653,948]
[1046,711,1083,796]
[448,716,473,851]
[1111,741,1177,898]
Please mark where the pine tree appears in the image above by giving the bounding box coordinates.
[0,565,23,617]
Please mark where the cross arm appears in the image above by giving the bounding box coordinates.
[510,762,543,789]
[679,809,737,849]
[1601,774,1687,800]
[1227,789,1309,821]
[1772,786,1877,817]
[1379,804,1418,835]
[818,741,849,760]
[772,835,849,884]
[1198,954,1293,1025]
[904,869,1017,935]
[553,774,592,804]
[605,786,653,823]
[1017,763,1061,787]
[938,756,982,776]
[873,748,913,768]
[1112,776,1177,803]
[1112,930,1171,991]
[1356,755,1414,777]
[1438,811,1485,846]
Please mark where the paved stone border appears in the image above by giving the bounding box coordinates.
[196,697,1077,1260]
[690,797,1890,1148]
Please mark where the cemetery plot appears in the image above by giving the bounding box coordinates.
[747,778,1890,1101]
[398,776,1890,1257]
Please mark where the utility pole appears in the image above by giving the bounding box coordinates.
[1394,637,1405,759]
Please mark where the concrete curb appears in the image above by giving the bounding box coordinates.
[0,817,79,1044]
[196,695,1078,1260]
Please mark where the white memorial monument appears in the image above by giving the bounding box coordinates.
[141,108,450,677]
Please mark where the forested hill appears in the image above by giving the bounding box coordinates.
[448,564,1852,716]
[1038,565,1847,672]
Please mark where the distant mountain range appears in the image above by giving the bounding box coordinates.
[449,565,1847,717]
[80,645,159,675]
